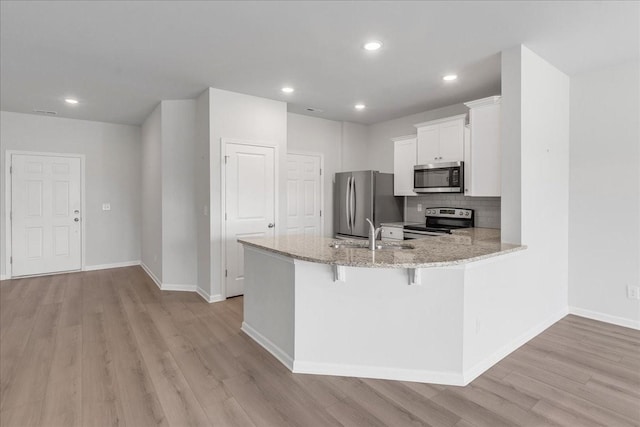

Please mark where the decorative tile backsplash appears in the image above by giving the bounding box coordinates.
[405,195,501,229]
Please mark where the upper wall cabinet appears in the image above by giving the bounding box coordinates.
[414,114,466,164]
[463,96,501,197]
[392,135,417,196]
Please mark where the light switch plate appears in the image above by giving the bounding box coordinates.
[417,203,423,212]
[102,203,111,211]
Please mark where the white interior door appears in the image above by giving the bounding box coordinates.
[225,142,276,298]
[286,153,322,236]
[10,154,82,276]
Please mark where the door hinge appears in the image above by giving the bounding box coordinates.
[319,168,322,176]
[320,210,322,217]
[9,211,11,221]
[224,156,229,164]
[9,256,12,264]
[225,212,227,220]
[225,269,228,277]
[9,166,12,174]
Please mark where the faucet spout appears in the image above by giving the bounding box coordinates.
[365,218,381,251]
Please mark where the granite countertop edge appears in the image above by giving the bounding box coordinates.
[239,229,527,269]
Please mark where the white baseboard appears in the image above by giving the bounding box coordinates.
[84,260,140,271]
[241,322,294,371]
[140,262,162,290]
[195,287,225,303]
[569,306,640,330]
[462,306,569,385]
[293,360,465,386]
[139,263,199,293]
[162,283,197,292]
[0,274,8,281]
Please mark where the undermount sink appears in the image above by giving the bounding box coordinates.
[329,241,414,251]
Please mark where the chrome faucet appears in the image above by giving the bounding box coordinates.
[365,218,382,251]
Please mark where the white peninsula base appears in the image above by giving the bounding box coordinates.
[241,245,566,386]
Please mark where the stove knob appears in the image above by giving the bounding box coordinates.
[466,212,470,216]
[459,211,463,216]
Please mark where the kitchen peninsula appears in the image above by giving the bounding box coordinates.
[239,230,531,386]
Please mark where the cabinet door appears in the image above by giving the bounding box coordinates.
[466,104,501,196]
[416,125,440,164]
[438,118,464,162]
[393,138,417,196]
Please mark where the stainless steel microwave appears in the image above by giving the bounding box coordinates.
[413,161,463,193]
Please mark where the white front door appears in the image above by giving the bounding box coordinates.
[10,154,82,276]
[225,142,276,298]
[286,153,322,235]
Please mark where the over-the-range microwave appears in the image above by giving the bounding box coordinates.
[413,161,463,193]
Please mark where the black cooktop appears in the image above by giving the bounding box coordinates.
[404,225,466,234]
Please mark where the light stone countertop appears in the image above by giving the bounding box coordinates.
[239,228,526,268]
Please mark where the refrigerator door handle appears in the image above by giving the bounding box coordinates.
[346,176,352,231]
[350,176,356,230]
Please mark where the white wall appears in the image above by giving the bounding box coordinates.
[208,88,288,300]
[500,49,523,245]
[141,100,198,288]
[367,103,469,173]
[195,90,211,296]
[500,44,570,331]
[569,60,640,327]
[141,105,163,281]
[0,111,141,277]
[341,121,369,171]
[161,100,197,287]
[287,113,342,237]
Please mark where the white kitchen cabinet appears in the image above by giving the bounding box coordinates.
[392,135,417,196]
[414,114,466,164]
[463,96,501,197]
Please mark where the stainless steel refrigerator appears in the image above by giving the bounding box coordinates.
[334,171,403,239]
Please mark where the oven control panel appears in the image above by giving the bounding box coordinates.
[425,208,473,218]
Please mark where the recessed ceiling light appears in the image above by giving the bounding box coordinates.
[281,87,294,93]
[442,74,458,82]
[363,41,382,51]
[65,98,79,104]
[355,104,366,110]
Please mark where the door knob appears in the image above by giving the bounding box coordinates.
[74,218,80,222]
[268,223,275,228]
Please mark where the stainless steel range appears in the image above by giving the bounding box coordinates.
[403,208,474,239]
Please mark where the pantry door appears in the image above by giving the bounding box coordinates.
[10,153,83,277]
[224,141,277,298]
[286,152,322,236]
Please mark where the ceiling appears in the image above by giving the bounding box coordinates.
[1,1,638,126]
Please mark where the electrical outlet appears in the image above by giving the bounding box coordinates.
[102,203,111,211]
[627,285,640,300]
[417,203,423,212]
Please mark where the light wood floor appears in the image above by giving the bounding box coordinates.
[1,267,639,427]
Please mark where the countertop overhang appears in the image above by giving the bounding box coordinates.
[238,228,526,268]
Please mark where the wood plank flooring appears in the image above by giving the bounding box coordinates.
[1,266,639,426]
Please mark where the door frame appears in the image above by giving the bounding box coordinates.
[286,150,325,237]
[220,138,279,299]
[4,150,86,279]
